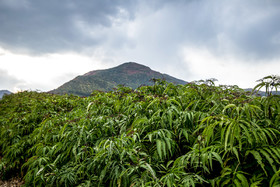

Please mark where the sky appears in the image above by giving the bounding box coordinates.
[0,0,280,92]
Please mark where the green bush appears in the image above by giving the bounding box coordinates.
[0,78,280,186]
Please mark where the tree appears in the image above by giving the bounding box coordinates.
[253,75,280,96]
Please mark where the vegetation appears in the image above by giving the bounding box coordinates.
[0,76,280,186]
[253,75,280,96]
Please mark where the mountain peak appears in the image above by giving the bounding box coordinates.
[117,62,151,69]
[84,62,151,76]
[51,62,187,96]
[115,62,152,75]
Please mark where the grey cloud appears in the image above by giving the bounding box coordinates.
[122,0,280,62]
[178,0,280,61]
[0,0,280,62]
[233,14,280,60]
[0,69,26,90]
[90,0,280,78]
[0,0,137,54]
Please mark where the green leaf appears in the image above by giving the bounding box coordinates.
[236,173,249,187]
[156,139,163,160]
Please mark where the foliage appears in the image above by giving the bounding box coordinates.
[253,75,280,96]
[0,76,280,186]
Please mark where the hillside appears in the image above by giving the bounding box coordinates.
[50,62,187,96]
[0,90,12,99]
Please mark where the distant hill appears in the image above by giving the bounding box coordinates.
[0,90,12,99]
[244,88,280,96]
[50,62,187,96]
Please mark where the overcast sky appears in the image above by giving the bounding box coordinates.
[1,0,280,92]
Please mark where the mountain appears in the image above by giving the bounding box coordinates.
[244,88,280,96]
[0,90,12,99]
[50,62,187,96]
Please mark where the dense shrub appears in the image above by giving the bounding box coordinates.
[0,78,280,186]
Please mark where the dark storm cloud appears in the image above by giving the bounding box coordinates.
[0,0,136,54]
[232,12,280,59]
[213,0,280,60]
[156,0,280,61]
[0,0,280,61]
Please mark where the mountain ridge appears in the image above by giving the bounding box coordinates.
[50,62,187,96]
[0,90,12,99]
